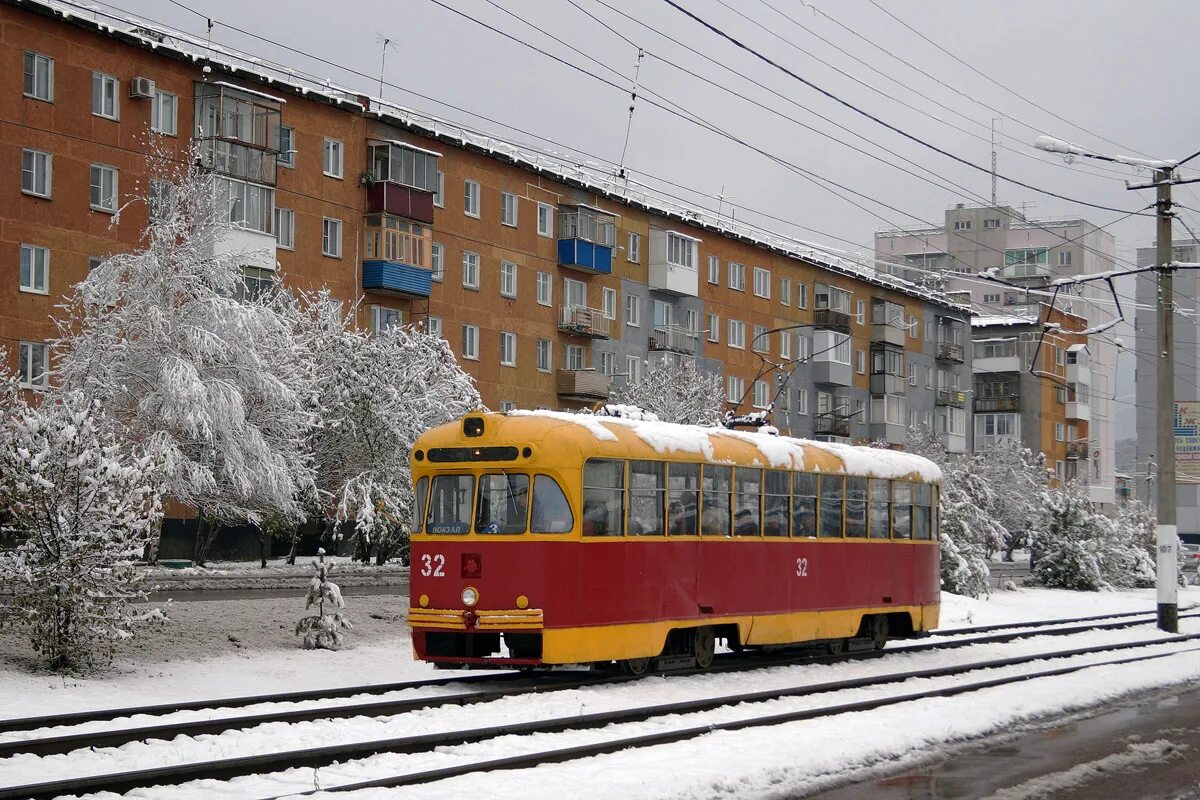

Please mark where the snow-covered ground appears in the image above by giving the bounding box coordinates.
[2,587,1198,800]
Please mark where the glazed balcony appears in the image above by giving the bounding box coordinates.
[558,205,616,275]
[365,141,440,224]
[361,215,432,298]
[1066,441,1090,460]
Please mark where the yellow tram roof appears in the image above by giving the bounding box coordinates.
[414,410,942,484]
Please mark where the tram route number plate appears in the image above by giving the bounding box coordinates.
[420,553,446,577]
[795,557,809,577]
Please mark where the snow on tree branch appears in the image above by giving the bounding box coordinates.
[610,358,725,426]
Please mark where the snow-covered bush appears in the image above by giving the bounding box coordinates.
[296,548,351,649]
[610,358,725,425]
[0,389,164,671]
[1031,480,1108,590]
[977,438,1050,560]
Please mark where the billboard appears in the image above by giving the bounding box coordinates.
[1175,402,1200,483]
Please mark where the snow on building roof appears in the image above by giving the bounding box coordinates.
[18,0,973,315]
[383,139,443,158]
[210,80,286,104]
[972,315,1036,327]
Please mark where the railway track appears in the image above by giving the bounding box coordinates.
[0,609,1195,799]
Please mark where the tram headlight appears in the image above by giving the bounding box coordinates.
[461,586,479,607]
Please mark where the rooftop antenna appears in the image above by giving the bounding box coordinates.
[376,35,399,100]
[716,185,736,221]
[617,48,644,181]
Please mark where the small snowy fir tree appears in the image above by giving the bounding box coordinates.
[55,140,316,565]
[1112,499,1184,586]
[1031,479,1107,590]
[610,358,725,425]
[296,548,352,649]
[0,388,164,671]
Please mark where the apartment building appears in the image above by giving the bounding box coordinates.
[875,203,1116,504]
[972,305,1091,484]
[3,0,971,453]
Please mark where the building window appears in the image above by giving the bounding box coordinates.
[727,375,744,404]
[370,306,402,335]
[797,389,808,415]
[984,218,1000,229]
[798,283,809,309]
[708,255,720,284]
[321,217,342,257]
[625,294,641,327]
[780,331,792,360]
[628,232,641,263]
[567,345,585,371]
[23,52,54,101]
[464,179,480,218]
[856,300,865,325]
[753,267,771,298]
[501,191,519,227]
[500,331,517,366]
[277,125,294,167]
[431,243,444,282]
[89,164,118,212]
[780,278,791,306]
[217,178,274,233]
[536,271,552,306]
[753,325,769,353]
[983,292,1001,304]
[538,203,554,237]
[21,149,51,198]
[19,244,49,294]
[151,90,177,135]
[426,316,443,338]
[909,363,917,386]
[461,324,479,360]
[462,251,480,289]
[434,171,445,207]
[708,313,719,343]
[238,266,274,302]
[626,355,641,384]
[728,261,745,291]
[602,287,617,320]
[91,72,118,119]
[1055,422,1065,441]
[856,349,866,374]
[322,138,343,178]
[728,319,745,349]
[536,338,552,372]
[797,335,810,360]
[666,232,698,269]
[274,208,295,249]
[600,352,615,376]
[18,341,49,388]
[953,219,971,231]
[753,380,770,409]
[500,261,517,298]
[1059,250,1072,267]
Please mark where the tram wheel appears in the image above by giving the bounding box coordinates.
[691,626,716,670]
[870,615,889,651]
[622,656,653,676]
[825,637,846,656]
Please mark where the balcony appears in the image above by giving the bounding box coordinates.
[556,369,611,401]
[1066,400,1090,422]
[361,216,432,298]
[974,395,1020,413]
[936,389,967,408]
[558,205,615,275]
[813,413,851,438]
[973,354,1021,373]
[1066,441,1090,460]
[366,141,438,224]
[362,260,432,298]
[813,308,852,333]
[870,373,906,395]
[195,82,281,185]
[870,301,908,346]
[648,229,700,297]
[937,342,965,363]
[558,305,611,339]
[649,325,696,355]
[1001,263,1052,281]
[366,181,434,224]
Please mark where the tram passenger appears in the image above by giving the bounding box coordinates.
[582,499,608,536]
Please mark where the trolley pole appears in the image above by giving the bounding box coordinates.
[1154,167,1179,633]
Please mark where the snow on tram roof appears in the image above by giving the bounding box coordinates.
[506,410,941,483]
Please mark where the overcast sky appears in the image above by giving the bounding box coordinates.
[106,0,1200,430]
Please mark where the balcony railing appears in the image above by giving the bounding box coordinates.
[974,395,1019,413]
[937,341,965,363]
[556,369,611,401]
[1066,441,1090,460]
[558,305,611,339]
[813,308,852,332]
[936,389,967,408]
[813,413,851,438]
[649,325,696,354]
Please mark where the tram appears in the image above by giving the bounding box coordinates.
[408,410,941,673]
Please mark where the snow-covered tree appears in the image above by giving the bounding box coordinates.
[55,142,316,565]
[0,389,164,671]
[610,358,725,425]
[977,438,1050,560]
[296,297,479,564]
[295,548,351,649]
[1031,480,1107,590]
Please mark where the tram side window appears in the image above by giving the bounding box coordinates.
[892,481,913,539]
[932,485,940,540]
[583,459,625,536]
[763,470,790,537]
[868,478,890,539]
[530,474,574,533]
[628,460,666,535]
[844,476,867,537]
[701,464,732,536]
[668,462,700,535]
[413,476,428,534]
[793,472,817,537]
[734,467,762,536]
[818,475,844,538]
[474,473,529,534]
[914,483,933,540]
[426,474,474,534]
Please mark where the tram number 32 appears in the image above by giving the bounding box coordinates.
[795,557,809,577]
[420,553,446,577]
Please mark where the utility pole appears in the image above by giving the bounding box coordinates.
[1153,167,1178,632]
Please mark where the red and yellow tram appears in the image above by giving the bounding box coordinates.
[408,411,941,673]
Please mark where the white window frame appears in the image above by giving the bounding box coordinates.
[728,319,745,349]
[461,324,480,361]
[91,71,118,120]
[23,51,54,102]
[370,305,402,335]
[1055,422,1065,442]
[322,137,343,178]
[536,271,552,306]
[797,389,809,415]
[798,283,809,309]
[434,170,445,207]
[500,331,517,367]
[19,244,49,294]
[151,89,177,135]
[18,341,49,388]
[856,349,866,374]
[707,254,719,284]
[752,267,771,298]
[500,260,518,298]
[753,380,770,409]
[464,179,481,218]
[780,277,791,306]
[536,338,552,372]
[462,251,480,290]
[1059,250,1072,267]
[537,203,554,237]
[431,243,444,282]
[707,312,719,343]
[321,217,342,258]
[602,287,617,320]
[89,164,118,213]
[728,261,745,291]
[780,330,792,360]
[21,149,51,198]
[625,294,641,327]
[566,345,585,371]
[274,208,295,250]
[665,232,698,269]
[626,355,641,384]
[727,375,744,404]
[753,324,769,353]
[501,191,519,227]
[628,232,641,263]
[856,300,865,325]
[426,316,443,338]
[277,125,295,168]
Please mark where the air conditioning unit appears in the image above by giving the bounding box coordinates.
[129,76,155,99]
